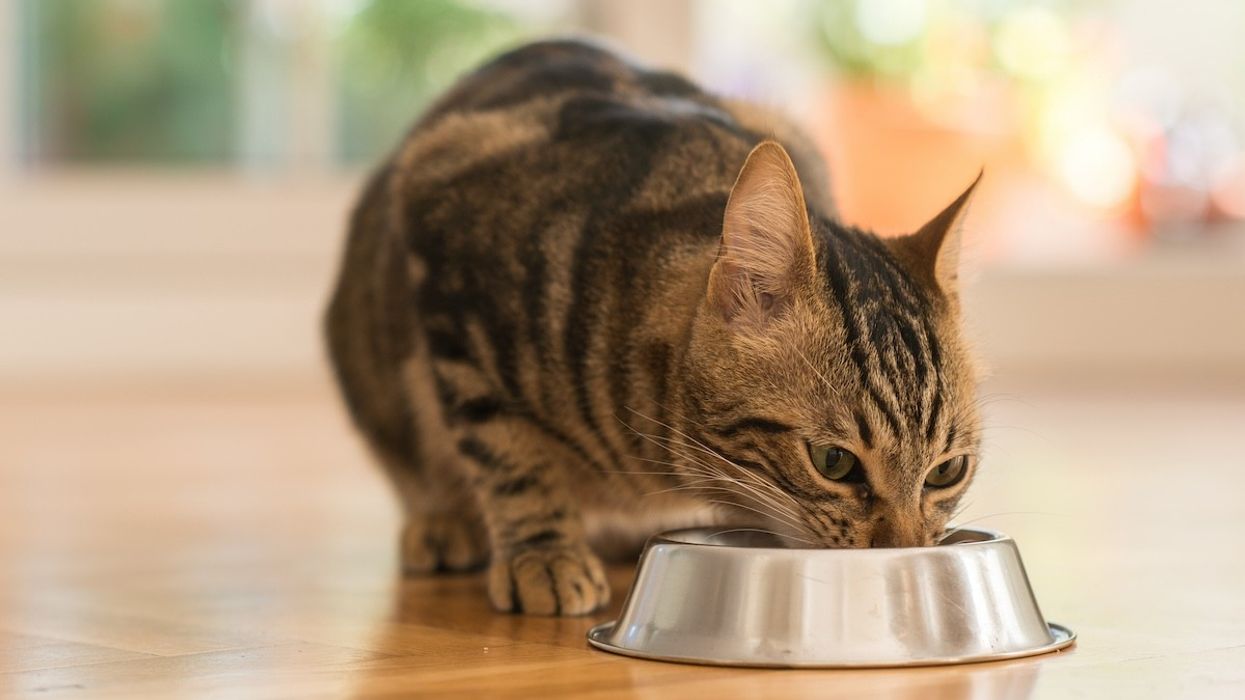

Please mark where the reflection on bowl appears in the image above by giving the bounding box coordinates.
[588,527,1074,668]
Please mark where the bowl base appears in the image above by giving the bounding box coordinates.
[586,622,1076,669]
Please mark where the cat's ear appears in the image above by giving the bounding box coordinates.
[708,141,817,325]
[886,172,981,301]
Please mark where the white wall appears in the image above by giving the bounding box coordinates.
[1,174,354,390]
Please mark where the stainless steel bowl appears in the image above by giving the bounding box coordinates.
[588,527,1074,668]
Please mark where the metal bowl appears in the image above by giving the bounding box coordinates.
[588,527,1074,668]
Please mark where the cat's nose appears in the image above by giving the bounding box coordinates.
[869,517,924,548]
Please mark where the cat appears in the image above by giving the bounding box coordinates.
[326,39,982,616]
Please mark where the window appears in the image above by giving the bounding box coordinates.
[21,0,240,163]
[18,0,569,167]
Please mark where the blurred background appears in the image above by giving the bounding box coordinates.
[2,3,1243,694]
[3,0,1243,393]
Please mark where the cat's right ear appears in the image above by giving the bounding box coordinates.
[886,172,981,303]
[708,141,817,326]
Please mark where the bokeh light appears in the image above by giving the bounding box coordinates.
[1055,125,1138,210]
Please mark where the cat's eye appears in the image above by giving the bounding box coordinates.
[925,456,969,488]
[808,444,863,482]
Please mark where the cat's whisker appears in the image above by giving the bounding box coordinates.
[681,445,813,525]
[614,450,793,521]
[938,510,1058,543]
[641,469,757,494]
[663,452,815,529]
[973,392,1032,410]
[623,406,823,544]
[793,345,841,398]
[621,427,719,475]
[938,527,965,544]
[628,447,764,502]
[620,455,721,480]
[968,422,1052,442]
[621,412,794,503]
[949,499,972,522]
[645,434,801,511]
[618,410,823,543]
[702,498,819,539]
[659,471,813,529]
[949,510,1060,527]
[603,468,684,477]
[624,441,814,530]
[703,527,816,547]
[656,459,811,526]
[937,503,977,544]
[625,408,800,506]
[656,444,810,524]
[649,483,805,526]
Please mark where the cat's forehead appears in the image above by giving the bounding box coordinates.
[814,224,936,310]
[794,223,976,451]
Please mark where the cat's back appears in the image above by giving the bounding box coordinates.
[422,38,712,124]
[391,39,831,227]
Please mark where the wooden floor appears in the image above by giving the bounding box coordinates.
[2,378,1243,699]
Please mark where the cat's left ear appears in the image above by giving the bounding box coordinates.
[886,171,981,301]
[708,141,818,326]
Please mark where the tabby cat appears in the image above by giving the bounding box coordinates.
[326,39,982,616]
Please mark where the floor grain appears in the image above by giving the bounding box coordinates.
[1,380,1242,698]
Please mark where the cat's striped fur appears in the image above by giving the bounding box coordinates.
[326,39,982,615]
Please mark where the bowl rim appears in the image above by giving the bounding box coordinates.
[648,526,1008,551]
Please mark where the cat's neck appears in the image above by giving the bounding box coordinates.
[624,241,718,461]
[642,241,716,353]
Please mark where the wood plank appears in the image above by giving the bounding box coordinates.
[1,386,1242,698]
[0,642,388,698]
[0,632,155,674]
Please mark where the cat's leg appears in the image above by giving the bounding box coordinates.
[385,349,491,574]
[454,423,609,616]
[401,498,490,573]
[373,448,490,574]
[390,458,488,572]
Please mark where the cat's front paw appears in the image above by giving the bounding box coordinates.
[488,543,610,615]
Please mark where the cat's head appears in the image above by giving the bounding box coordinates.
[681,141,981,548]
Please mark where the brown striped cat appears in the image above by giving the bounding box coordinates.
[326,39,982,616]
